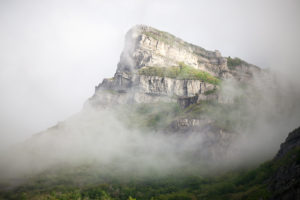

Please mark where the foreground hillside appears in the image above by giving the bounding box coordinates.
[1,127,299,200]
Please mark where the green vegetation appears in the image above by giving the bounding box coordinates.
[115,88,251,133]
[102,89,120,94]
[227,57,247,70]
[114,98,245,134]
[138,63,220,85]
[115,102,182,131]
[204,88,217,95]
[0,154,288,200]
[179,97,253,132]
[2,147,300,200]
[143,31,175,46]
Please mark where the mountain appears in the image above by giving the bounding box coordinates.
[0,25,299,200]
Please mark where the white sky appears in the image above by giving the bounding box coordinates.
[0,0,299,147]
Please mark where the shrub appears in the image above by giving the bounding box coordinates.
[204,88,217,95]
[227,57,245,70]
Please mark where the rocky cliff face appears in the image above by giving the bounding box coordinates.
[275,127,300,159]
[90,75,216,106]
[269,127,300,200]
[88,25,260,108]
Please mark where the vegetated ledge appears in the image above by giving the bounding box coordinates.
[138,63,221,85]
[227,56,250,70]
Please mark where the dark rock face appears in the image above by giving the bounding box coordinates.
[270,127,300,200]
[275,127,300,159]
[177,95,199,108]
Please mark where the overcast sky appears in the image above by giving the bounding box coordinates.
[0,0,299,147]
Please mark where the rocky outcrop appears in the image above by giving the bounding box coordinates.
[90,73,216,106]
[269,127,300,200]
[88,25,260,108]
[275,127,300,159]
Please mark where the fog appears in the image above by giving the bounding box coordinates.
[0,0,300,180]
[1,71,300,180]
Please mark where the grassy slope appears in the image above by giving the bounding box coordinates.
[138,63,220,85]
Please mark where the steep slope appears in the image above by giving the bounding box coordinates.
[269,127,300,200]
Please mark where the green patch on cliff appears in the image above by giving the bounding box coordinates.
[227,57,248,70]
[143,31,176,46]
[138,63,220,85]
[115,102,182,131]
[181,97,255,132]
[204,88,217,95]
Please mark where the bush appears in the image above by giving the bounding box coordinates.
[227,57,245,69]
[128,196,136,200]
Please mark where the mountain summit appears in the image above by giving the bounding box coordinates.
[88,25,260,107]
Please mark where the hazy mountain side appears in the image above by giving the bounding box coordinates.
[1,126,299,200]
[0,104,235,183]
[1,25,297,182]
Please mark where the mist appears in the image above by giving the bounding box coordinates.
[0,0,300,182]
[1,70,300,181]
